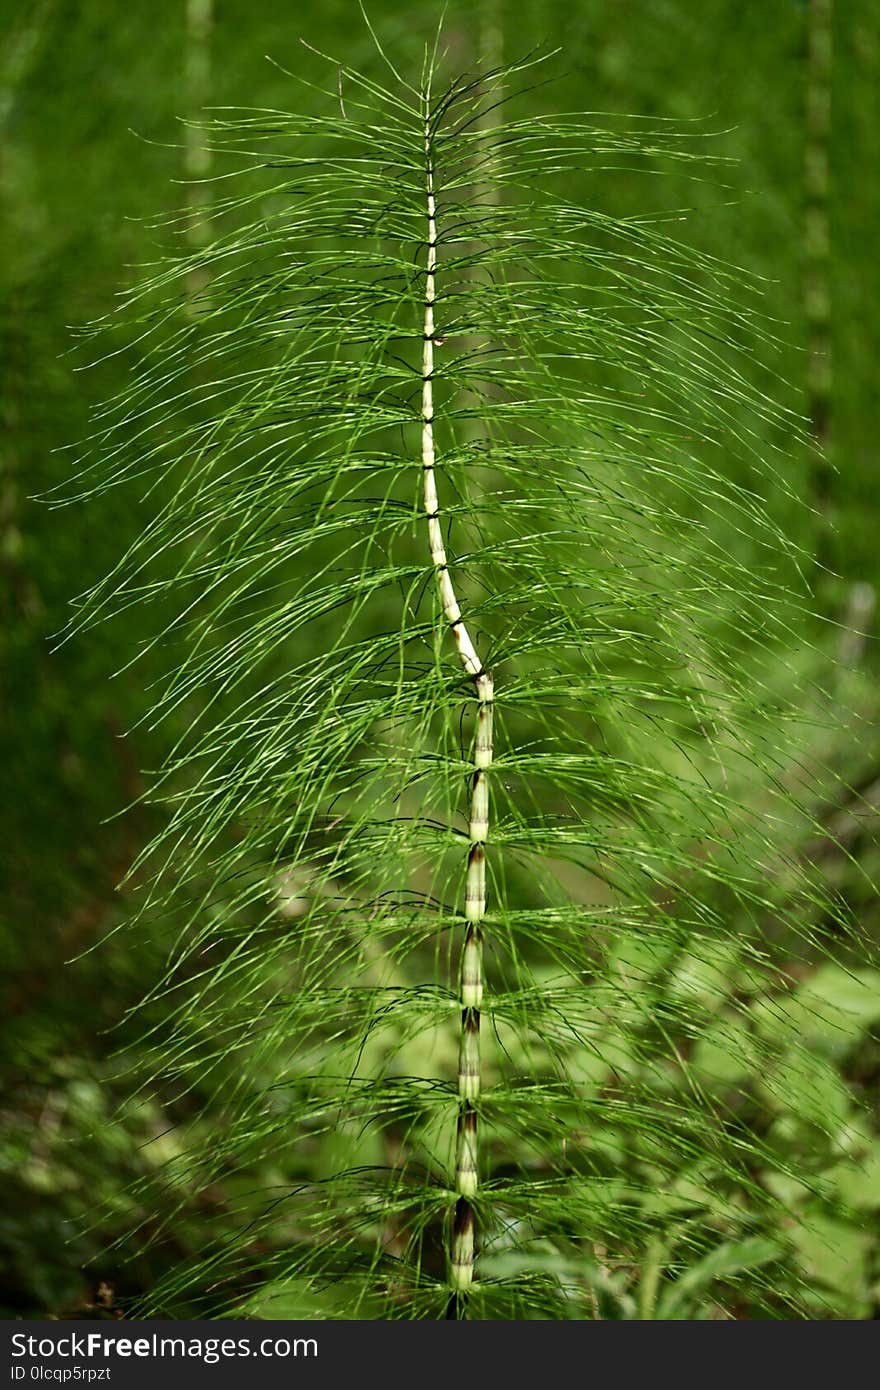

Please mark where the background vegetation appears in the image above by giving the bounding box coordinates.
[2,0,879,1319]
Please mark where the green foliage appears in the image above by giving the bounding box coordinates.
[54,29,878,1321]
[3,0,879,1323]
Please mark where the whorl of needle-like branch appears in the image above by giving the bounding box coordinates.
[54,34,865,1322]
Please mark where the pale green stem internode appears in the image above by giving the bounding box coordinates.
[184,0,213,305]
[804,0,832,556]
[422,112,494,1298]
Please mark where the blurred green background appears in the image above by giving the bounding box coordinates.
[2,0,879,1318]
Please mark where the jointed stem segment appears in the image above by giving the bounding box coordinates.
[421,110,494,1300]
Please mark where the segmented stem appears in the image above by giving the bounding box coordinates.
[805,0,832,559]
[421,115,494,1300]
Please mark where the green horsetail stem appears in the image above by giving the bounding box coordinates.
[421,107,494,1305]
[805,0,832,558]
[183,0,213,312]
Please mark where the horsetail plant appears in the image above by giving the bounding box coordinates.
[60,31,862,1319]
